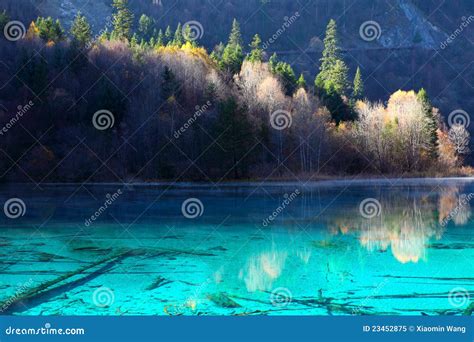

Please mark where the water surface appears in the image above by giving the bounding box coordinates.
[1,179,473,315]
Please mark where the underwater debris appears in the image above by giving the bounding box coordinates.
[146,276,171,291]
[207,293,241,308]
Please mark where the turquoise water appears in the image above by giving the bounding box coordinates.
[0,179,473,316]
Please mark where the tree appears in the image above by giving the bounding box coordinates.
[164,25,172,45]
[35,17,64,43]
[172,23,184,46]
[274,61,297,96]
[352,66,364,100]
[155,29,164,47]
[316,19,340,87]
[315,19,351,121]
[247,34,263,63]
[112,0,134,41]
[70,12,92,47]
[297,73,306,89]
[448,124,470,156]
[220,19,244,75]
[228,18,242,46]
[417,88,438,159]
[210,42,225,64]
[213,98,254,178]
[269,53,278,72]
[138,14,154,40]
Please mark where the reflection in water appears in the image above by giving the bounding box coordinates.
[239,245,288,292]
[327,185,471,263]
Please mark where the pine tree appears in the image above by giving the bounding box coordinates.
[164,25,172,45]
[274,62,297,96]
[173,23,184,46]
[417,88,439,159]
[319,19,340,81]
[228,19,242,46]
[112,0,134,41]
[35,17,64,43]
[297,73,306,89]
[269,53,278,73]
[315,19,352,122]
[247,34,263,63]
[156,29,164,47]
[220,19,244,75]
[210,43,225,64]
[138,14,153,40]
[352,66,364,100]
[213,98,253,179]
[70,12,92,47]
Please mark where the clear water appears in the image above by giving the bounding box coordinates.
[0,179,473,316]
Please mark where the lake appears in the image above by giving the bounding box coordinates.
[0,179,473,315]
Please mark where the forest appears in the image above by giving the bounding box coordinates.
[0,0,471,182]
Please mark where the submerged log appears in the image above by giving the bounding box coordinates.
[207,293,241,308]
[0,250,130,314]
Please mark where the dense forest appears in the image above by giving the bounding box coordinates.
[0,0,471,182]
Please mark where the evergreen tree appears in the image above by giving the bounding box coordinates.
[318,19,340,81]
[156,29,164,47]
[164,25,172,45]
[269,53,278,73]
[220,19,244,75]
[112,0,134,41]
[315,19,351,122]
[35,17,64,43]
[228,18,242,46]
[213,98,253,179]
[161,66,181,100]
[172,23,184,46]
[138,14,153,40]
[210,43,225,64]
[297,73,306,89]
[417,88,439,159]
[352,66,364,100]
[274,61,297,96]
[70,12,92,47]
[247,34,263,63]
